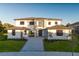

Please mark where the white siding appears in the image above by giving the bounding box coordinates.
[8,30,21,39]
[8,30,29,39]
[15,20,29,27]
[44,20,62,28]
[15,19,62,29]
[35,20,44,29]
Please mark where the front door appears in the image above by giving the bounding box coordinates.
[38,30,42,36]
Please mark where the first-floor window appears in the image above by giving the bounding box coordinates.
[12,30,15,36]
[56,30,63,36]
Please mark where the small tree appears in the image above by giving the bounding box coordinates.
[3,23,14,33]
[0,21,5,35]
[66,23,71,27]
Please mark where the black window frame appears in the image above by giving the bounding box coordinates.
[20,21,24,25]
[12,29,15,36]
[29,22,34,25]
[56,30,63,36]
[55,22,58,25]
[48,22,51,25]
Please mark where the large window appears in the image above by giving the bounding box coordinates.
[29,22,34,25]
[56,30,63,36]
[20,21,24,25]
[12,30,15,36]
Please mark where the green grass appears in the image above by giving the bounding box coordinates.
[44,40,72,52]
[72,33,79,52]
[0,40,26,52]
[0,34,26,52]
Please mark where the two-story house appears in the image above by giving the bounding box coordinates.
[8,17,72,40]
[67,22,79,34]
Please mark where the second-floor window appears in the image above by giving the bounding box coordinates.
[38,21,43,27]
[55,22,58,25]
[48,22,51,25]
[20,21,24,25]
[29,22,34,25]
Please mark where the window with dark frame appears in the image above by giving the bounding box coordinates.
[12,30,15,36]
[20,21,24,25]
[48,22,51,25]
[29,22,34,25]
[56,30,63,36]
[55,22,58,25]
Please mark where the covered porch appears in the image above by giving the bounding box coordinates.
[24,28,48,38]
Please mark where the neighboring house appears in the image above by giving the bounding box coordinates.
[7,17,72,40]
[67,22,79,34]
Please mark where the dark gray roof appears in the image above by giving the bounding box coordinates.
[71,22,79,25]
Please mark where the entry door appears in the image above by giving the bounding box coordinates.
[38,30,42,36]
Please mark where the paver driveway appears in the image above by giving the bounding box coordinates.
[21,37,44,51]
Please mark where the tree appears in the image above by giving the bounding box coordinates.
[66,23,71,27]
[3,23,14,33]
[3,23,14,29]
[0,21,4,33]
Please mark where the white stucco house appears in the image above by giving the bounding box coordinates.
[7,17,72,40]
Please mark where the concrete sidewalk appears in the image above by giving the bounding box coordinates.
[21,37,44,51]
[0,52,73,56]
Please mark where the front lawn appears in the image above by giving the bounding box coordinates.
[0,40,26,52]
[72,33,79,52]
[44,33,79,52]
[44,40,72,52]
[0,34,26,52]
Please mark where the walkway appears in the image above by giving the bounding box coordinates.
[21,37,44,51]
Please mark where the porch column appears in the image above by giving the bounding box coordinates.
[35,29,37,37]
[27,30,29,37]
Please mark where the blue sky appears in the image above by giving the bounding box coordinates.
[0,3,79,25]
